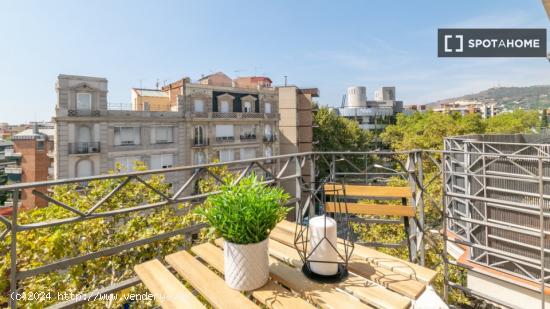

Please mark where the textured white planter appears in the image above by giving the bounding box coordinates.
[223,238,269,291]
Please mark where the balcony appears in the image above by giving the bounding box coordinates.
[3,142,550,308]
[215,136,235,143]
[68,142,101,154]
[239,134,257,141]
[192,138,209,147]
[263,135,276,142]
[4,148,21,159]
[68,109,101,117]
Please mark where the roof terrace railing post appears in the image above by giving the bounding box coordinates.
[406,152,418,263]
[309,154,315,219]
[9,189,19,309]
[442,153,450,303]
[539,157,546,309]
[330,154,336,182]
[295,155,302,223]
[416,151,425,266]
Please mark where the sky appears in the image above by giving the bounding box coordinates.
[1,0,549,123]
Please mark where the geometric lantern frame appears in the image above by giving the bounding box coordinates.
[294,181,355,283]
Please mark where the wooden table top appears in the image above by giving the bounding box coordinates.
[134,220,437,309]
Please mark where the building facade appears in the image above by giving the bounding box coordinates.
[337,86,403,131]
[53,74,292,182]
[431,100,499,119]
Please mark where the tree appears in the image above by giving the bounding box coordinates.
[1,162,196,308]
[541,109,548,129]
[484,109,540,134]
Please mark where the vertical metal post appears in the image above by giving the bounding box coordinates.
[309,154,315,219]
[406,152,418,263]
[416,152,425,266]
[295,156,302,224]
[539,157,546,309]
[9,189,19,309]
[442,154,449,303]
[330,154,336,182]
[364,154,368,184]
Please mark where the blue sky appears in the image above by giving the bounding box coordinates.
[1,0,549,123]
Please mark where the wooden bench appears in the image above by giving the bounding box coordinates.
[323,183,416,259]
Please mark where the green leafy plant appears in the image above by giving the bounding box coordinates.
[196,174,289,244]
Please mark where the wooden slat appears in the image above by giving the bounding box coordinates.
[214,239,372,309]
[325,202,415,217]
[267,234,412,308]
[191,243,315,309]
[269,229,425,299]
[134,259,205,309]
[166,251,259,309]
[324,184,412,199]
[277,220,437,284]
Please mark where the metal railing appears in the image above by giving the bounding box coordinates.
[239,134,257,140]
[2,148,550,308]
[191,138,209,147]
[68,142,101,154]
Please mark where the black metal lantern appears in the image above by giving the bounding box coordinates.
[294,181,354,283]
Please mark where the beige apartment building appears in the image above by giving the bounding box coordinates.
[53,73,315,187]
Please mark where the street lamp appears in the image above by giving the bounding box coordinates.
[373,163,399,174]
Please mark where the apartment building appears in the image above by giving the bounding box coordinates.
[431,100,499,119]
[337,86,404,131]
[53,73,283,183]
[11,124,54,208]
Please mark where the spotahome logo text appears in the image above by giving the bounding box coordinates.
[438,28,547,57]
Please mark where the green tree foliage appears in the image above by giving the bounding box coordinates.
[542,109,549,129]
[313,107,375,152]
[0,162,196,308]
[484,109,540,134]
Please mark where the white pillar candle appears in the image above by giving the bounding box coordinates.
[309,215,338,275]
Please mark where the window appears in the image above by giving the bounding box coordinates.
[194,99,204,112]
[265,102,271,113]
[241,125,256,138]
[219,149,234,162]
[78,126,92,143]
[115,156,140,171]
[150,154,174,169]
[194,151,206,165]
[143,102,150,111]
[151,127,173,144]
[114,127,140,146]
[215,125,234,138]
[220,100,230,113]
[76,159,93,177]
[240,148,256,160]
[194,126,205,144]
[264,124,272,137]
[243,101,252,113]
[77,93,92,110]
[36,140,45,151]
[265,146,273,157]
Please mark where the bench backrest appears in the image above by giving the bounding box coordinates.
[323,183,412,199]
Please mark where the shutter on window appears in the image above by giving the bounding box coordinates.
[234,99,242,112]
[212,98,218,112]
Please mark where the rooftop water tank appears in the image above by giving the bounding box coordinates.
[347,86,367,107]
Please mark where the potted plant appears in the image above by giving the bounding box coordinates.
[196,174,289,291]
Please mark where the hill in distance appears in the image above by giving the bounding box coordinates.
[428,85,550,111]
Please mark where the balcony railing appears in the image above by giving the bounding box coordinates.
[215,136,235,143]
[263,135,276,142]
[239,134,257,141]
[3,147,550,308]
[68,109,101,117]
[192,138,209,147]
[68,142,101,154]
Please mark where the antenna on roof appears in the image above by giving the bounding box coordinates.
[284,76,287,86]
[155,79,160,89]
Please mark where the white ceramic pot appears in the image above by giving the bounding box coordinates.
[223,238,269,291]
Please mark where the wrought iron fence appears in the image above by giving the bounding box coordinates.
[1,149,550,308]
